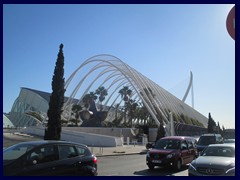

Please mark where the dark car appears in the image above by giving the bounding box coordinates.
[146,136,197,171]
[196,134,223,153]
[3,140,97,176]
[188,144,235,176]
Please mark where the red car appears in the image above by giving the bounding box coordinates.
[146,136,197,170]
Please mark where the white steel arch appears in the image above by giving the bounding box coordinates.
[63,54,208,127]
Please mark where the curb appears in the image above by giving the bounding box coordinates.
[94,150,147,157]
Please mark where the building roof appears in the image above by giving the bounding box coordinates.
[22,87,79,104]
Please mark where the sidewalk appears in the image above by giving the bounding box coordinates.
[90,145,147,157]
[3,131,147,156]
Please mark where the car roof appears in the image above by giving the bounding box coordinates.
[200,134,221,136]
[12,140,88,147]
[208,143,235,148]
[161,136,195,140]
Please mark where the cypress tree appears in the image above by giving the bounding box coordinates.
[207,112,216,133]
[44,44,65,140]
[155,124,165,142]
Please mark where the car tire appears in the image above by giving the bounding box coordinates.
[148,164,155,170]
[174,159,182,171]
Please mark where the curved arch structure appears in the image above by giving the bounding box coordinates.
[63,54,208,127]
[182,71,194,108]
[182,71,193,103]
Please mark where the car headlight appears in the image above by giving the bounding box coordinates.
[189,163,197,172]
[146,151,150,157]
[166,153,175,159]
[225,167,235,175]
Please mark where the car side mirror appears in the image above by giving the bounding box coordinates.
[146,143,153,149]
[198,151,203,156]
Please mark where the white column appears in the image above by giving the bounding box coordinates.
[169,112,175,136]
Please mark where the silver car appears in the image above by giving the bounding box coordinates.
[188,144,235,176]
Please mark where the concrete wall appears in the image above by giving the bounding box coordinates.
[63,127,138,141]
[21,126,123,147]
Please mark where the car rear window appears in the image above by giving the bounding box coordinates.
[198,136,216,145]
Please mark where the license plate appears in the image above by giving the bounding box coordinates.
[152,160,162,163]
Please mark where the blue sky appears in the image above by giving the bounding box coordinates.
[3,4,235,128]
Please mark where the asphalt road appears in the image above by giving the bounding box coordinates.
[3,129,42,148]
[97,154,188,176]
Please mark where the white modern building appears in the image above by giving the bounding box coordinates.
[3,114,14,128]
[8,55,208,131]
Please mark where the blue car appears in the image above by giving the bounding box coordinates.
[196,134,223,153]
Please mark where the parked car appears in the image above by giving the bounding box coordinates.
[146,136,197,171]
[188,144,235,176]
[3,140,98,176]
[196,134,223,153]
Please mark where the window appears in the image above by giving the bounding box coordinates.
[4,144,34,162]
[58,145,78,160]
[76,146,91,156]
[181,141,188,150]
[188,141,193,149]
[28,145,57,164]
[198,136,216,145]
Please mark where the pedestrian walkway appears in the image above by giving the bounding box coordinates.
[90,144,147,157]
[3,130,147,156]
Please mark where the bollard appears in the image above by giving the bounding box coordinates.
[99,147,103,154]
[127,137,130,145]
[132,140,137,147]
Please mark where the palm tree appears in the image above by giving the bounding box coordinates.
[119,86,132,102]
[119,86,132,124]
[95,86,108,111]
[71,104,83,126]
[82,91,97,109]
[126,99,139,127]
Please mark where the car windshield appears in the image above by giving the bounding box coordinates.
[197,136,215,145]
[201,146,235,157]
[3,144,36,165]
[155,139,180,150]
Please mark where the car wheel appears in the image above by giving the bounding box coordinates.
[148,164,155,170]
[174,159,182,171]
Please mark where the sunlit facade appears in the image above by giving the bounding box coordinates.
[9,88,49,127]
[3,114,14,128]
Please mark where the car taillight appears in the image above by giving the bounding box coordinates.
[93,156,97,164]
